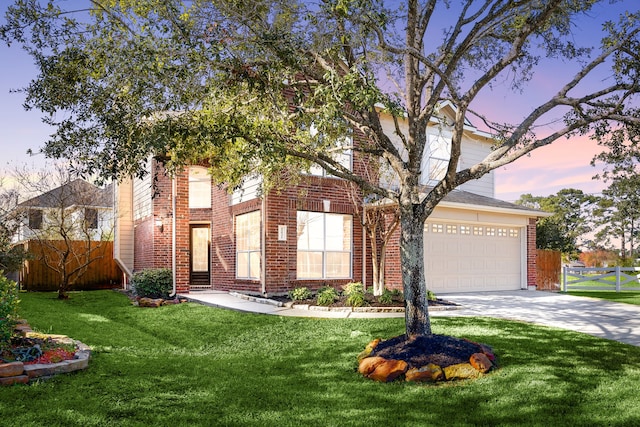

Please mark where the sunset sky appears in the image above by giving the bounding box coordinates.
[0,1,629,202]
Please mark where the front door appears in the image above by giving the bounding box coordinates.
[190,224,211,289]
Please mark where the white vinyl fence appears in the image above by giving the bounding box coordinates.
[562,266,640,292]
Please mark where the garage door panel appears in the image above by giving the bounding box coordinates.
[424,222,522,293]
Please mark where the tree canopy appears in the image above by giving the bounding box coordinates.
[3,0,640,335]
[516,189,597,257]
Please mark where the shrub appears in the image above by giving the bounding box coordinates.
[0,273,20,350]
[316,286,339,306]
[378,288,395,304]
[131,268,173,299]
[343,282,364,296]
[391,288,403,299]
[289,287,311,301]
[343,282,366,307]
[427,290,437,301]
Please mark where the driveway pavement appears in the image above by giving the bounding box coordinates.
[438,291,640,346]
[181,290,640,347]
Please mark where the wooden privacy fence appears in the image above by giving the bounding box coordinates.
[562,266,640,292]
[20,240,123,291]
[536,249,561,291]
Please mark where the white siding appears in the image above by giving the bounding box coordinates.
[132,173,152,220]
[378,111,495,198]
[231,175,261,205]
[457,137,494,198]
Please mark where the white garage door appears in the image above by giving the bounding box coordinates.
[424,222,523,293]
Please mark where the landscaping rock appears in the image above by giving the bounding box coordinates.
[357,338,381,362]
[478,343,496,362]
[138,297,164,308]
[0,362,24,378]
[443,363,480,380]
[13,324,33,336]
[358,356,386,376]
[0,375,29,386]
[405,363,444,382]
[469,353,493,373]
[367,359,408,382]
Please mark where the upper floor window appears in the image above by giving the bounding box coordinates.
[84,208,98,229]
[425,133,452,182]
[189,166,212,209]
[28,209,42,230]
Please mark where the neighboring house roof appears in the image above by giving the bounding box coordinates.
[17,179,113,209]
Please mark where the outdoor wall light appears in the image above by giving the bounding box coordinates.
[155,218,164,233]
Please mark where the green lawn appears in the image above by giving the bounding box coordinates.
[567,291,640,306]
[2,291,640,426]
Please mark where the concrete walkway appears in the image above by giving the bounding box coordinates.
[180,290,640,346]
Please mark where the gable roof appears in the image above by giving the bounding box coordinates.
[17,179,113,209]
[365,188,550,218]
[439,189,551,217]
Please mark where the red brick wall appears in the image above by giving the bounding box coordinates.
[259,176,365,295]
[383,211,403,291]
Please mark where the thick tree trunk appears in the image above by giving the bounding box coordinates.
[400,210,431,336]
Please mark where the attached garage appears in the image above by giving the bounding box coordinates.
[424,220,524,292]
[416,190,549,293]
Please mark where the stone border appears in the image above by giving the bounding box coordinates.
[230,292,461,313]
[0,322,91,386]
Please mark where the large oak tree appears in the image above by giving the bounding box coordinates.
[3,0,640,335]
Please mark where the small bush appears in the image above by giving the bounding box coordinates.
[391,288,402,298]
[0,273,20,350]
[289,287,312,301]
[343,282,364,296]
[378,288,395,304]
[316,286,339,306]
[427,290,437,301]
[131,268,173,299]
[343,282,366,307]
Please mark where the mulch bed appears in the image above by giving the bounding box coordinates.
[269,294,458,308]
[371,334,487,369]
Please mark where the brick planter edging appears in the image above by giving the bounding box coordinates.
[1,324,91,386]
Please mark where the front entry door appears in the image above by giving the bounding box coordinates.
[190,224,211,289]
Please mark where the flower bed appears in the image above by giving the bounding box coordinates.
[0,320,90,386]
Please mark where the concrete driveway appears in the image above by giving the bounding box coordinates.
[183,289,640,346]
[437,290,640,346]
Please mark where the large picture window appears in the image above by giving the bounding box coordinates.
[297,211,352,279]
[236,211,261,279]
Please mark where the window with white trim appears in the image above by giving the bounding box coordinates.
[297,211,352,279]
[236,211,261,279]
[426,133,452,182]
[432,223,444,233]
[473,226,484,236]
[446,224,457,234]
[460,225,471,235]
[189,166,212,209]
[509,229,519,238]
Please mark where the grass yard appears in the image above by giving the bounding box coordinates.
[2,291,640,426]
[567,291,640,306]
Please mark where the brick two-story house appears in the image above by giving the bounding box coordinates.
[114,104,547,295]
